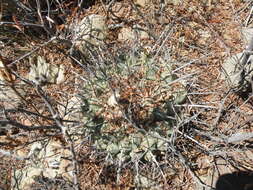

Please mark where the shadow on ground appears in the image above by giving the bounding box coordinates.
[215,171,253,190]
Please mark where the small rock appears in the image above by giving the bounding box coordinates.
[222,27,253,90]
[107,90,120,106]
[135,0,150,7]
[118,26,149,41]
[134,174,162,189]
[166,0,181,5]
[12,167,43,190]
[241,27,253,45]
[11,140,64,190]
[28,56,65,85]
[73,14,107,50]
[221,53,253,89]
[0,86,22,109]
[59,148,74,182]
[58,96,83,121]
[15,148,29,159]
[42,140,62,171]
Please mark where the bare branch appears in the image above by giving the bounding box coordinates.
[0,119,59,131]
[10,0,32,12]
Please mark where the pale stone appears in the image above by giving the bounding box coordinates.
[41,140,62,170]
[118,26,149,41]
[58,96,83,121]
[221,27,253,90]
[12,167,43,190]
[198,29,211,45]
[73,14,107,49]
[107,90,120,106]
[59,148,74,182]
[43,168,58,179]
[221,54,242,88]
[118,27,135,41]
[241,27,253,45]
[134,25,149,39]
[11,140,64,189]
[195,149,253,190]
[15,148,29,159]
[167,0,181,5]
[27,142,43,159]
[221,53,253,88]
[135,0,150,7]
[0,86,21,109]
[28,56,65,85]
[56,64,65,84]
[134,174,162,189]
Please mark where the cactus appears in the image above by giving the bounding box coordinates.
[81,50,187,162]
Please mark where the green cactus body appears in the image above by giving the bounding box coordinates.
[81,50,187,162]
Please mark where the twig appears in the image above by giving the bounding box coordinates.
[9,36,57,67]
[166,72,198,86]
[171,146,215,190]
[36,0,44,26]
[36,85,80,190]
[10,0,32,12]
[193,129,225,143]
[0,119,59,131]
[245,4,253,26]
[175,104,218,109]
[130,0,157,40]
[172,54,211,74]
[226,132,253,143]
[46,0,52,28]
[212,90,231,128]
[0,21,44,27]
[195,8,231,55]
[4,108,80,123]
[176,130,209,152]
[152,23,175,60]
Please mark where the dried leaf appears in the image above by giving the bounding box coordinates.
[12,15,24,33]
